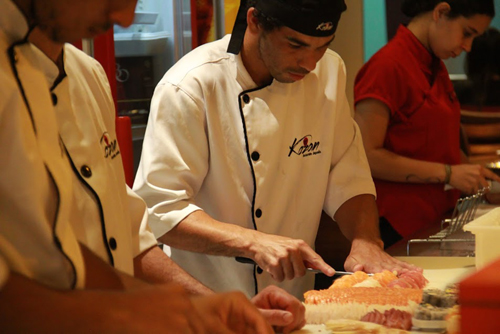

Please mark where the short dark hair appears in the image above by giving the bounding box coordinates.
[401,0,495,19]
[247,0,285,32]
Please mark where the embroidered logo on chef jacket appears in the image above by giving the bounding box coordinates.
[288,135,321,157]
[100,132,120,159]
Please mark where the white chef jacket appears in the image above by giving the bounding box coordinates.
[134,35,376,299]
[51,44,157,271]
[0,0,84,289]
[0,0,157,290]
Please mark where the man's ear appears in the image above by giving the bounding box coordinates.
[246,7,260,33]
[433,1,452,22]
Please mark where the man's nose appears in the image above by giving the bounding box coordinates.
[110,0,138,28]
[299,52,319,72]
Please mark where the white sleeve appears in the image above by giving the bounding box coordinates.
[323,59,376,218]
[126,186,159,257]
[133,82,207,239]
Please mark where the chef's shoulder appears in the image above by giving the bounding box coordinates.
[315,48,347,83]
[322,48,345,67]
[159,36,235,90]
[64,44,116,129]
[63,44,110,89]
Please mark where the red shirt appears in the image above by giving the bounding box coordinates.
[354,25,461,238]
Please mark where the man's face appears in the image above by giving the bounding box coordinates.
[257,26,335,84]
[32,0,138,43]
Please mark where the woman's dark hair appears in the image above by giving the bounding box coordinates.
[401,0,495,19]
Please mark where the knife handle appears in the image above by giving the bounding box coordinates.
[235,257,324,274]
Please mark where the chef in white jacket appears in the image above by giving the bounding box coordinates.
[134,0,417,300]
[0,0,305,332]
[29,26,213,293]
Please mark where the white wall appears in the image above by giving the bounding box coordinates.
[330,0,364,114]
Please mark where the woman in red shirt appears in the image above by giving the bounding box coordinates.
[354,0,500,247]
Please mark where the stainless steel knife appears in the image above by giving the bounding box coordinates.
[235,257,373,276]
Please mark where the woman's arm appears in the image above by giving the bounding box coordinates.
[354,98,447,183]
[354,98,500,194]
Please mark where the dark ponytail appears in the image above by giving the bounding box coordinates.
[401,0,495,19]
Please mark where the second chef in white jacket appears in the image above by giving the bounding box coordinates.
[134,0,416,299]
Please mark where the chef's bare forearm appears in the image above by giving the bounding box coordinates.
[158,210,257,258]
[0,272,118,332]
[79,242,151,291]
[333,194,384,249]
[134,245,214,295]
[0,271,209,333]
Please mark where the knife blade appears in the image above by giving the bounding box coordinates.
[235,257,373,276]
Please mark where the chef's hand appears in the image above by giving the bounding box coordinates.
[248,232,335,282]
[344,238,422,275]
[251,285,306,334]
[4,270,270,334]
[122,284,272,333]
[449,164,500,195]
[191,290,274,334]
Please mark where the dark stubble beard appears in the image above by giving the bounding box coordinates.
[31,0,64,43]
[257,32,292,84]
[257,30,309,84]
[30,0,113,43]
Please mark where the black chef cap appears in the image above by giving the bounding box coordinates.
[227,0,347,54]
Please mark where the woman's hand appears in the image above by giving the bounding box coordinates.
[449,164,500,194]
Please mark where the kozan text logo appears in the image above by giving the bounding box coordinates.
[316,22,333,31]
[288,135,321,157]
[100,132,120,159]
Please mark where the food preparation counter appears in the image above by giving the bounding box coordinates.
[387,229,475,258]
[302,204,500,332]
[386,203,498,258]
[292,256,476,333]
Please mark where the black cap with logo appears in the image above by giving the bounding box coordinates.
[227,0,347,54]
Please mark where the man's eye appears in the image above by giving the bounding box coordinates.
[289,44,302,49]
[463,30,472,38]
